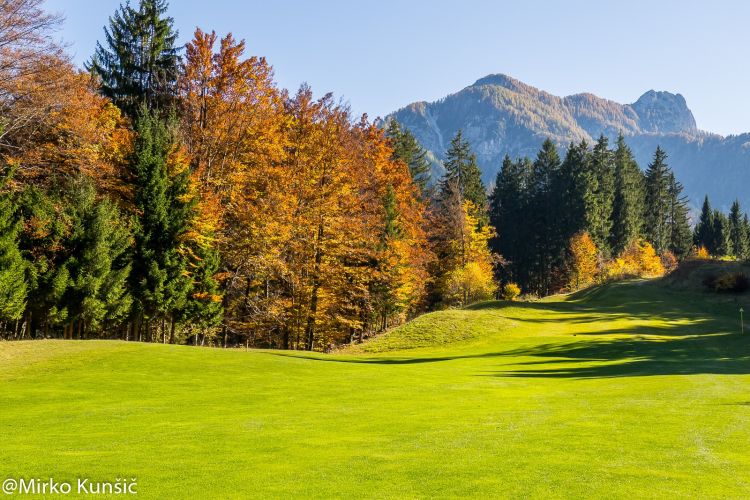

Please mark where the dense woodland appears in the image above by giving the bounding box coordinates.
[1,0,748,350]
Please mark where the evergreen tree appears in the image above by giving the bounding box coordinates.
[0,168,27,326]
[610,134,644,254]
[385,120,432,198]
[490,155,532,287]
[528,138,562,294]
[440,130,487,221]
[643,146,671,254]
[728,200,748,259]
[60,178,133,337]
[178,242,223,344]
[89,0,180,118]
[588,135,614,255]
[666,173,692,258]
[711,210,732,257]
[17,186,71,336]
[130,108,193,341]
[693,196,714,252]
[557,141,590,242]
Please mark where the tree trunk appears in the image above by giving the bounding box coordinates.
[169,317,176,344]
[304,223,324,351]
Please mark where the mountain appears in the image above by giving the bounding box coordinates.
[386,74,750,210]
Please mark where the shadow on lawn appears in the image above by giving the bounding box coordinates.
[485,331,749,379]
[270,281,750,378]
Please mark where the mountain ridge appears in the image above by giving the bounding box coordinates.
[387,74,748,210]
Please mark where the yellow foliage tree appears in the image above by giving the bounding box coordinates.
[442,201,497,306]
[604,240,665,280]
[568,231,599,290]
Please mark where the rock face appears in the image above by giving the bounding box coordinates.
[630,90,697,134]
[387,74,749,210]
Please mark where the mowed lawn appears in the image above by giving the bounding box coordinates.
[1,280,749,498]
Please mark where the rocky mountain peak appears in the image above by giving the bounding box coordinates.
[630,90,697,134]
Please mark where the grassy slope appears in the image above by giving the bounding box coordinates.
[1,279,749,498]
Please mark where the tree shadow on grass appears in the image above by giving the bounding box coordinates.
[483,330,750,379]
[268,281,750,377]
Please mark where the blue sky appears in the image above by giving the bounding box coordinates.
[46,0,750,135]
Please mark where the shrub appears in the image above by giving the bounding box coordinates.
[660,251,678,274]
[695,245,710,259]
[501,282,521,301]
[603,240,665,281]
[711,272,749,293]
[701,274,717,290]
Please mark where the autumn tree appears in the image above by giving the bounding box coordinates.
[443,201,496,306]
[0,0,64,150]
[568,231,598,290]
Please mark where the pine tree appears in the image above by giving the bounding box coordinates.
[610,134,644,254]
[644,146,671,254]
[129,108,193,341]
[693,196,714,252]
[0,167,27,326]
[89,0,180,118]
[728,200,748,259]
[385,120,432,198]
[440,130,487,221]
[666,173,692,258]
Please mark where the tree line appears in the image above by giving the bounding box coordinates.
[0,0,499,350]
[489,135,692,295]
[0,0,726,350]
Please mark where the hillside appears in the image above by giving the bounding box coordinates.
[2,278,749,498]
[387,74,750,210]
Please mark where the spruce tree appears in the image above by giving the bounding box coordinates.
[61,178,133,337]
[440,130,487,221]
[693,196,714,252]
[557,141,590,242]
[0,168,27,326]
[528,138,562,294]
[178,243,223,344]
[130,108,193,341]
[385,120,432,198]
[89,0,180,118]
[728,200,748,259]
[589,135,614,255]
[644,146,671,254]
[711,210,732,257]
[490,156,531,286]
[610,134,644,254]
[666,173,692,258]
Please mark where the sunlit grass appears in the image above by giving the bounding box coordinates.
[1,279,749,498]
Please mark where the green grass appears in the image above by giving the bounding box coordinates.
[1,278,749,498]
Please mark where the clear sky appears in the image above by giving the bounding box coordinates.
[45,0,750,136]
